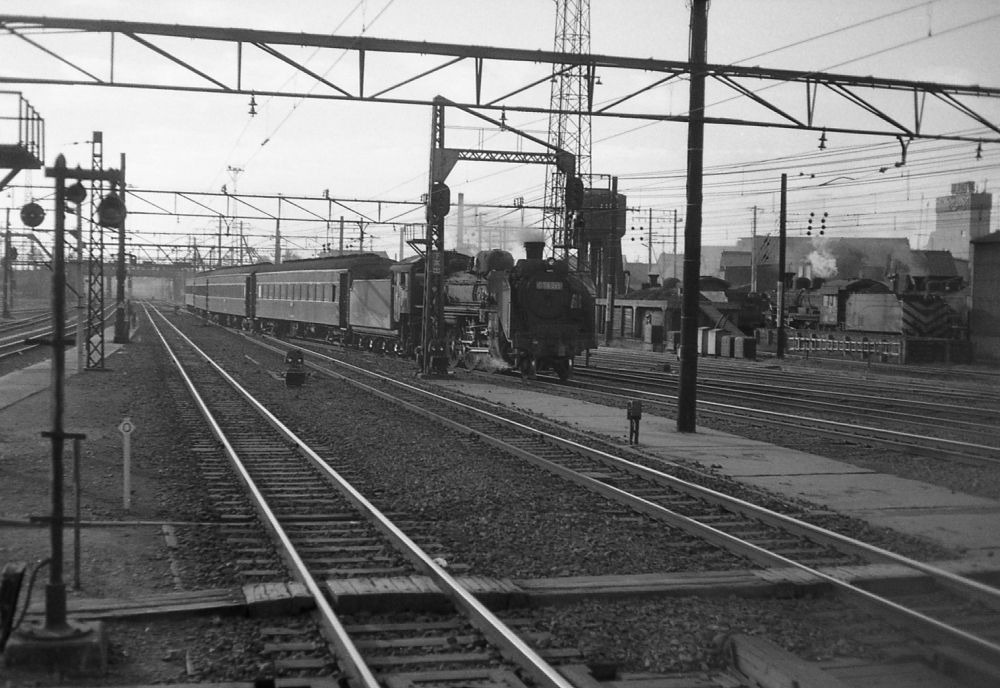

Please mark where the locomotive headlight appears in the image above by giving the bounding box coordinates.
[546,258,556,267]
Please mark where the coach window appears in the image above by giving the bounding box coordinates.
[330,285,337,302]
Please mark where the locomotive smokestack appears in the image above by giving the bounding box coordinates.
[524,241,545,260]
[648,274,659,287]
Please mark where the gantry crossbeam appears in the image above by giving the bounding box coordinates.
[2,16,999,142]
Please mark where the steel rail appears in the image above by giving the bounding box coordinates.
[566,372,1000,464]
[0,313,50,332]
[249,334,1000,667]
[145,308,382,688]
[0,306,117,361]
[150,310,575,688]
[590,347,1000,393]
[589,349,1000,402]
[693,363,1000,404]
[576,367,1000,433]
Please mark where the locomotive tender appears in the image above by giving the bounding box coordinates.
[184,242,596,379]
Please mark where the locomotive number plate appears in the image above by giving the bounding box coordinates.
[535,281,564,290]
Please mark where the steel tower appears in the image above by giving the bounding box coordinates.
[544,0,591,257]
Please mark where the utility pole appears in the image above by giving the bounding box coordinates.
[2,209,11,319]
[476,210,483,251]
[604,176,618,346]
[750,205,758,292]
[677,0,708,434]
[73,201,84,373]
[274,196,282,265]
[777,174,787,358]
[339,216,344,254]
[113,153,128,344]
[673,209,678,280]
[647,207,653,274]
[227,166,243,264]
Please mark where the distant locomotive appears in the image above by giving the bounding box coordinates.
[780,278,961,337]
[183,242,596,379]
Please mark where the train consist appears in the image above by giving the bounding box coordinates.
[184,241,597,379]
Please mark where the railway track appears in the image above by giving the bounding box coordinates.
[0,306,116,362]
[560,368,1000,463]
[188,321,1000,678]
[563,354,1000,466]
[590,347,1000,402]
[146,307,581,688]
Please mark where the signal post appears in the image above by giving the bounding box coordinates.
[4,154,125,677]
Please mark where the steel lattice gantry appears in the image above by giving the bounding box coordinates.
[1,16,998,144]
[421,96,574,375]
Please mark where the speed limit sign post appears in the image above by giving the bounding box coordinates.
[119,417,134,511]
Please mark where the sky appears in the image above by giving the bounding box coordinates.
[2,0,1000,266]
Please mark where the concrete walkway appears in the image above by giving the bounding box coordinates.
[432,378,1000,558]
[0,326,126,411]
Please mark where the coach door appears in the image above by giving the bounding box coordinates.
[338,273,350,326]
[245,275,255,319]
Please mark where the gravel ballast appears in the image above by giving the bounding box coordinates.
[0,312,943,682]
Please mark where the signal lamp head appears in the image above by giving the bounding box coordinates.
[20,202,45,228]
[66,182,87,206]
[96,193,127,228]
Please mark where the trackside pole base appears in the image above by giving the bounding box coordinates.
[4,620,109,676]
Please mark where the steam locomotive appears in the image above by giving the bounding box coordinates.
[184,241,597,379]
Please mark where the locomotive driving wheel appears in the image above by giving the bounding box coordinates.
[554,358,573,381]
[519,355,537,380]
[447,341,462,368]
